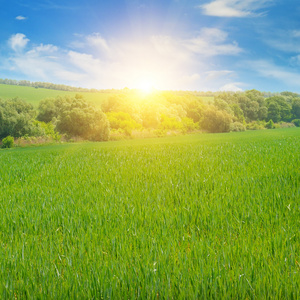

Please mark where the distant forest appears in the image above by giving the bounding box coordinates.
[0,78,300,146]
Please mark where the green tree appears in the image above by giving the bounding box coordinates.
[230,104,245,122]
[185,100,204,123]
[201,106,232,133]
[266,96,292,122]
[291,99,300,119]
[267,102,281,123]
[37,95,110,141]
[0,98,37,138]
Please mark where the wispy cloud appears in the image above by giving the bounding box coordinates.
[17,0,79,10]
[245,59,300,87]
[200,0,273,17]
[205,70,234,81]
[265,29,300,53]
[15,16,27,21]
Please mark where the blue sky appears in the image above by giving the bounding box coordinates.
[1,0,300,92]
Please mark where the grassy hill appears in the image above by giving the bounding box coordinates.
[0,84,213,108]
[0,84,112,108]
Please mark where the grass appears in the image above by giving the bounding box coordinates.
[0,84,114,108]
[0,128,299,298]
[0,84,213,108]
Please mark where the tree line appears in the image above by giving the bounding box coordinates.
[0,88,300,145]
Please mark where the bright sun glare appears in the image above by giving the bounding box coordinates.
[137,78,156,94]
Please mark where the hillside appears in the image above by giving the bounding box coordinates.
[0,84,112,108]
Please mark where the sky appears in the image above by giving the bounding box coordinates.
[1,0,300,92]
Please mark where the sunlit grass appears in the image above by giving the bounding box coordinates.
[0,84,214,108]
[0,128,299,298]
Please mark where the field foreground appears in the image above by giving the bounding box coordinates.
[0,129,299,298]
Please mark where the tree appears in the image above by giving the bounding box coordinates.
[267,102,281,123]
[230,104,245,122]
[0,98,38,138]
[291,99,300,119]
[201,106,232,133]
[185,98,205,123]
[37,95,110,141]
[236,94,259,121]
[266,96,292,122]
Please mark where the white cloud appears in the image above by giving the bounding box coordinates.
[219,82,243,91]
[9,53,84,82]
[86,33,110,53]
[15,16,27,20]
[200,0,273,17]
[8,33,29,52]
[5,37,83,84]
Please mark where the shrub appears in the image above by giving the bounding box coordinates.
[246,121,266,130]
[265,119,275,129]
[2,136,14,148]
[106,111,142,136]
[278,122,295,128]
[181,117,198,134]
[292,119,300,127]
[230,122,246,132]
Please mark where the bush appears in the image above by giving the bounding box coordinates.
[277,122,295,128]
[2,136,14,148]
[106,111,142,136]
[292,119,300,127]
[265,119,275,129]
[181,117,198,134]
[246,121,266,130]
[230,122,246,132]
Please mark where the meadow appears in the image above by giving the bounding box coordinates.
[0,128,299,298]
[0,84,213,108]
[0,84,114,108]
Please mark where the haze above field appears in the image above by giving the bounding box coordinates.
[1,0,300,92]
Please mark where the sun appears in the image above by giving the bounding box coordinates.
[137,78,156,94]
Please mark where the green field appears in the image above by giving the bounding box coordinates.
[0,84,213,108]
[0,128,299,298]
[0,84,113,108]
